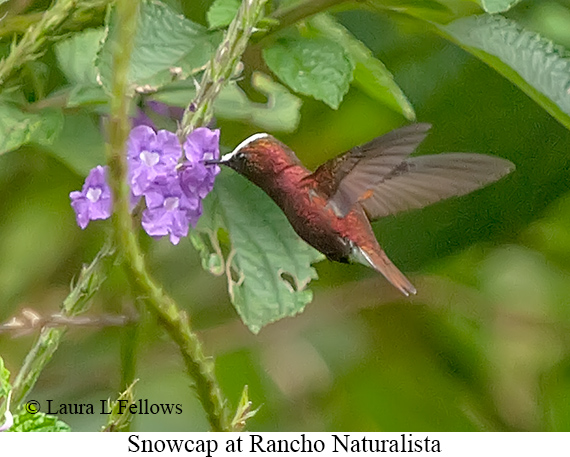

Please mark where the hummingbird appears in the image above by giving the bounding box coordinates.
[208,123,514,296]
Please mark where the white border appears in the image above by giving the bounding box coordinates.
[221,133,269,161]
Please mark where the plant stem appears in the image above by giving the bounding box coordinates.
[0,0,93,86]
[179,0,269,139]
[0,243,113,416]
[0,0,108,40]
[105,0,239,432]
[0,13,43,38]
[101,380,138,432]
[119,307,138,432]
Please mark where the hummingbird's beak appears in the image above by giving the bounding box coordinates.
[203,151,234,166]
[203,158,223,166]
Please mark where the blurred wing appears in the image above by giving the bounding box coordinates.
[359,153,515,220]
[309,123,432,203]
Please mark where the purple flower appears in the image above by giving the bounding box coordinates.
[127,126,181,197]
[180,127,220,199]
[70,166,112,229]
[141,178,201,245]
[140,127,221,244]
[69,126,221,245]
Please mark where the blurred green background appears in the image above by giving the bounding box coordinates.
[2,0,570,432]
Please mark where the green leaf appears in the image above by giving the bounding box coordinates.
[368,0,458,25]
[10,410,70,432]
[195,170,324,333]
[0,357,11,399]
[207,0,240,29]
[480,0,522,14]
[440,15,570,131]
[97,0,220,92]
[309,14,415,120]
[151,72,302,132]
[263,37,354,109]
[227,72,302,132]
[0,104,64,155]
[45,114,106,175]
[66,85,108,109]
[55,28,104,85]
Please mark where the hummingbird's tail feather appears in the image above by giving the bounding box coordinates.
[353,245,417,296]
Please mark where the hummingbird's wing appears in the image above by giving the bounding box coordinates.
[310,123,514,219]
[310,123,432,216]
[310,123,432,204]
[358,153,514,220]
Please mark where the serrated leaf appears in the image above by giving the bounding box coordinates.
[97,0,220,92]
[207,0,240,29]
[441,15,570,130]
[151,72,302,132]
[55,28,104,85]
[0,104,64,155]
[10,410,70,432]
[263,37,354,109]
[309,14,415,120]
[0,357,10,399]
[196,170,324,333]
[480,0,522,14]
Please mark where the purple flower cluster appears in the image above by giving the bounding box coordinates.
[70,126,220,244]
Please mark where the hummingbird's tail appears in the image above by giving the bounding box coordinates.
[352,245,417,296]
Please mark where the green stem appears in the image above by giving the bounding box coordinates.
[0,0,108,40]
[0,0,77,86]
[0,243,113,416]
[119,311,138,432]
[105,0,233,432]
[179,0,269,139]
[120,319,138,392]
[101,380,138,432]
[0,13,43,38]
